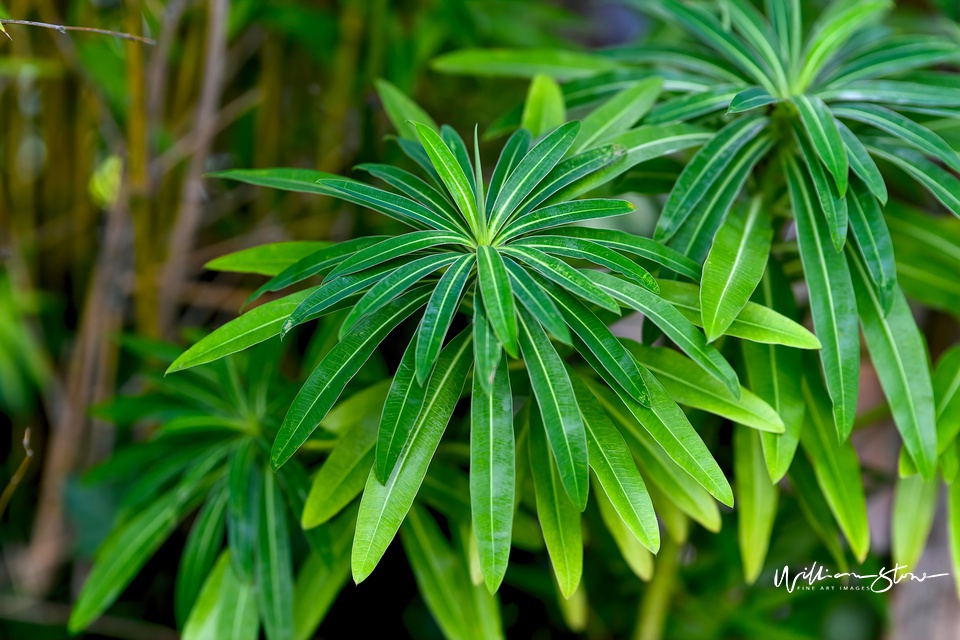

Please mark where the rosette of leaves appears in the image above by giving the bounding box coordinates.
[68,339,347,639]
[436,0,960,483]
[166,102,823,599]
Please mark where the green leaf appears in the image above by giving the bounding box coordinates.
[377,341,430,484]
[728,86,778,114]
[837,121,887,203]
[742,259,806,483]
[247,237,387,306]
[521,74,566,138]
[227,441,260,580]
[293,514,353,640]
[473,297,502,393]
[352,330,473,583]
[847,182,896,313]
[588,378,721,531]
[503,258,572,345]
[792,95,849,196]
[328,232,467,279]
[486,129,532,218]
[724,0,788,91]
[272,288,430,469]
[515,146,623,219]
[176,492,228,626]
[796,0,890,91]
[935,346,960,457]
[302,398,382,528]
[317,177,469,234]
[656,280,820,349]
[572,376,659,552]
[548,227,701,280]
[654,116,768,243]
[792,119,849,251]
[700,197,772,342]
[528,404,583,599]
[575,77,662,152]
[357,163,460,222]
[546,285,648,405]
[950,483,960,597]
[442,125,478,196]
[891,475,938,569]
[501,246,619,313]
[514,234,657,291]
[830,36,960,84]
[490,122,581,234]
[649,0,776,91]
[647,85,741,125]
[413,122,484,237]
[766,0,800,69]
[205,241,331,276]
[788,453,849,572]
[339,253,459,338]
[69,485,196,632]
[868,142,960,218]
[500,199,636,242]
[477,245,520,358]
[209,168,339,197]
[785,155,859,440]
[214,557,259,640]
[255,468,293,640]
[820,79,960,108]
[592,481,653,581]
[734,427,778,584]
[181,552,230,640]
[834,103,960,173]
[848,247,937,479]
[585,271,741,395]
[470,359,515,593]
[518,308,589,510]
[624,342,784,434]
[375,78,438,140]
[432,48,619,80]
[415,253,475,382]
[799,372,871,563]
[167,288,317,374]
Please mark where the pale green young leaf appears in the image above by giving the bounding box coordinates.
[413,122,484,237]
[656,280,820,349]
[574,77,662,152]
[734,427,778,584]
[375,78,438,140]
[205,241,331,276]
[891,475,938,569]
[181,552,230,640]
[700,197,772,342]
[521,74,566,138]
[592,482,653,581]
[432,48,619,80]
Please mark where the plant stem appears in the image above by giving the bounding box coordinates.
[0,19,156,44]
[634,535,679,640]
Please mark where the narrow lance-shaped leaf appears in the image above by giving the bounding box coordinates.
[489,122,581,234]
[473,295,502,394]
[656,280,821,349]
[413,122,484,238]
[785,155,859,440]
[571,375,658,553]
[415,253,475,383]
[847,246,937,479]
[486,129,532,218]
[328,232,467,280]
[375,78,438,140]
[503,258,572,345]
[377,341,431,484]
[585,271,741,396]
[502,245,619,313]
[548,227,702,281]
[800,371,871,563]
[728,86,778,114]
[654,116,768,243]
[176,492,228,626]
[891,475,938,569]
[470,359,515,593]
[792,119,849,251]
[847,181,896,313]
[528,404,583,599]
[742,259,806,483]
[477,246,519,358]
[521,74,566,138]
[518,307,589,510]
[272,288,430,469]
[574,77,662,152]
[255,467,294,640]
[513,234,657,292]
[734,426,778,584]
[700,196,772,342]
[206,241,331,276]
[837,121,887,204]
[499,198,636,242]
[352,330,473,583]
[868,142,960,219]
[792,95,849,196]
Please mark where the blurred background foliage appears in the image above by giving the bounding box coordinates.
[1,1,959,639]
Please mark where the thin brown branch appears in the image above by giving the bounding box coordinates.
[0,429,34,517]
[0,19,156,45]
